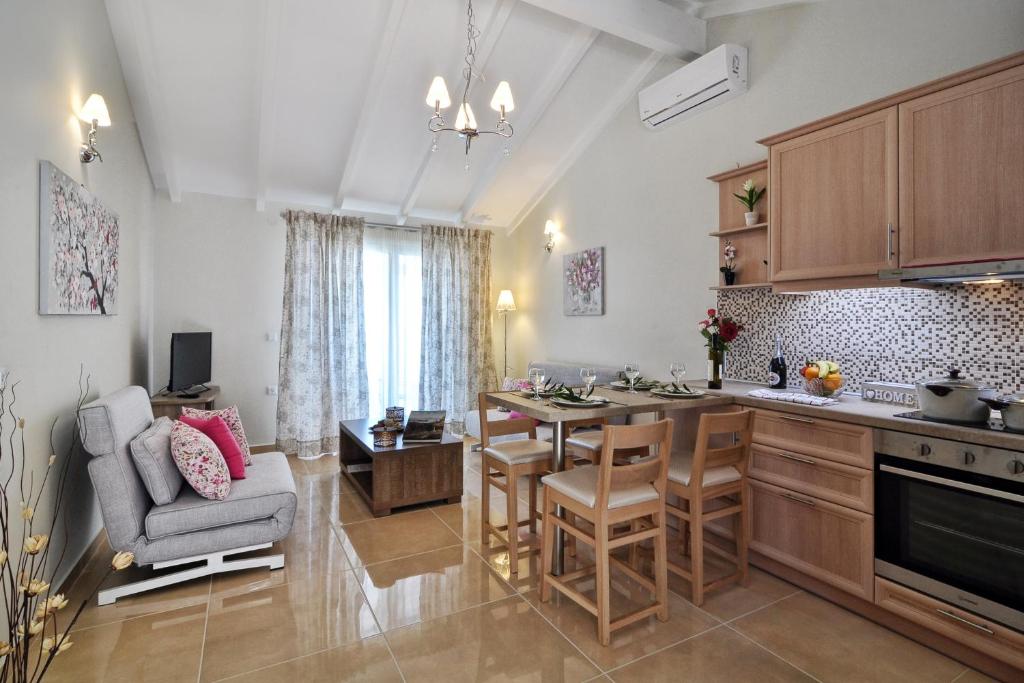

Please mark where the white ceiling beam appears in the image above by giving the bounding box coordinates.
[697,0,820,19]
[397,0,517,223]
[519,0,704,60]
[333,0,409,210]
[508,50,662,233]
[106,0,182,201]
[254,0,283,211]
[459,24,598,224]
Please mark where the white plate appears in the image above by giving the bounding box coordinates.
[650,388,706,399]
[550,396,609,408]
[609,380,660,391]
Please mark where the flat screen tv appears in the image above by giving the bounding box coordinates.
[169,332,212,393]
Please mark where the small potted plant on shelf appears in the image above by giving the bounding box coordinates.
[733,178,766,226]
[697,309,744,390]
[720,241,737,286]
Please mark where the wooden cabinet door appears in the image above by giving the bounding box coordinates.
[748,479,874,600]
[899,64,1024,267]
[769,107,898,282]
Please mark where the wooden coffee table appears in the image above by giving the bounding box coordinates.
[338,418,463,516]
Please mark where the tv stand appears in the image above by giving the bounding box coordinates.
[150,385,220,420]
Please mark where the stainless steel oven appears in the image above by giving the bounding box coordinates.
[874,429,1024,632]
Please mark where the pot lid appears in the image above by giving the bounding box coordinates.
[920,367,991,391]
[999,393,1024,405]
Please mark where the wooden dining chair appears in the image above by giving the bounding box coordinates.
[539,419,673,646]
[478,393,555,573]
[664,409,754,606]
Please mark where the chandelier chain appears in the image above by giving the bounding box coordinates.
[461,0,480,109]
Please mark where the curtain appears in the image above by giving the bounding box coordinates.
[363,226,422,419]
[277,211,367,459]
[419,225,497,423]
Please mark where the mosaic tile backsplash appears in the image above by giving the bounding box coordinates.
[717,283,1024,395]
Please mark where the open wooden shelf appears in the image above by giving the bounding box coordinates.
[709,223,767,237]
[709,282,772,291]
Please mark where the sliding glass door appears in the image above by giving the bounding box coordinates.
[363,228,421,419]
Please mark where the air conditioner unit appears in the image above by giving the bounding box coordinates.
[639,44,747,129]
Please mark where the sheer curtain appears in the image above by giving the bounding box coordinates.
[363,227,422,420]
[277,211,368,459]
[419,225,497,423]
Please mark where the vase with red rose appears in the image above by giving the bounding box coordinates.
[697,308,744,390]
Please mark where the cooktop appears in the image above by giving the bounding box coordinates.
[894,410,1022,434]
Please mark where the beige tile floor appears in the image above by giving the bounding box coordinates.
[46,445,998,682]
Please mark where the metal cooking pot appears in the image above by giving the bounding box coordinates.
[916,367,996,424]
[979,394,1024,432]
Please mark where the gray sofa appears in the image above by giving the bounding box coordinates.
[79,386,296,604]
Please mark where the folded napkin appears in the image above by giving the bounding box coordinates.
[747,389,838,406]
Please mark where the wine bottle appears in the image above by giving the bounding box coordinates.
[769,335,787,389]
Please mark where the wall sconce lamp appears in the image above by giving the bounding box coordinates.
[543,220,558,253]
[78,93,111,163]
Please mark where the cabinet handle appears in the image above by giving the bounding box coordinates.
[779,415,815,424]
[778,452,816,465]
[886,223,894,262]
[781,492,816,507]
[935,609,994,635]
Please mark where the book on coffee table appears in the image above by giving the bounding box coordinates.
[403,410,447,443]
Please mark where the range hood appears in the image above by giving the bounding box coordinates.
[879,259,1024,284]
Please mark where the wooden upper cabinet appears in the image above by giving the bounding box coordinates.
[769,107,898,282]
[899,64,1024,267]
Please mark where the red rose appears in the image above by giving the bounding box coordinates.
[719,320,740,342]
[707,308,716,317]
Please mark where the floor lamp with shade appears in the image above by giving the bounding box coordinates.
[496,290,516,379]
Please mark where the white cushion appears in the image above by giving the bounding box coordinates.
[668,452,741,487]
[542,465,658,510]
[566,429,603,452]
[466,409,554,445]
[484,439,552,465]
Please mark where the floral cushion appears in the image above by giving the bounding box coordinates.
[182,405,252,465]
[170,421,231,501]
[501,377,532,392]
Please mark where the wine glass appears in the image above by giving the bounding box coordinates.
[624,362,640,394]
[580,367,597,396]
[670,362,687,388]
[529,368,546,401]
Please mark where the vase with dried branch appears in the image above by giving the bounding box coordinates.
[0,371,133,682]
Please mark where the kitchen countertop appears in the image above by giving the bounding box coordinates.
[703,380,1024,452]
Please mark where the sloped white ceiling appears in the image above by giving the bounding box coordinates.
[104,0,808,230]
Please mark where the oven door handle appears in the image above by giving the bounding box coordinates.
[879,464,1024,504]
[935,609,995,635]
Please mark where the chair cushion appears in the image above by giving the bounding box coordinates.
[566,430,603,452]
[130,417,184,505]
[170,421,231,501]
[668,452,742,487]
[484,439,552,465]
[146,452,297,540]
[542,466,658,510]
[182,405,252,465]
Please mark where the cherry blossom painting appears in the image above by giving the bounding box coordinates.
[563,246,604,316]
[39,161,119,315]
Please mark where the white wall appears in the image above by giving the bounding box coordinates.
[501,0,1024,381]
[0,0,155,585]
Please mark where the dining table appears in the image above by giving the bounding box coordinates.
[484,385,734,575]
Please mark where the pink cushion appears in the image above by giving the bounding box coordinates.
[170,421,231,500]
[501,377,532,392]
[508,411,541,426]
[179,414,246,479]
[182,405,252,465]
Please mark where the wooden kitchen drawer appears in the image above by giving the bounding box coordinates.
[749,479,874,600]
[875,577,1024,671]
[749,443,873,513]
[752,409,873,469]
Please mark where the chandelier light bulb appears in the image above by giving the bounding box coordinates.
[490,81,514,114]
[425,76,451,110]
[455,102,477,131]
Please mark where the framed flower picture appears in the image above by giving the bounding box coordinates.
[39,161,119,315]
[563,247,604,316]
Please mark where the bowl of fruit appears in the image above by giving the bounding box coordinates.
[799,360,845,397]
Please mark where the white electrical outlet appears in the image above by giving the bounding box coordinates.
[266,385,278,396]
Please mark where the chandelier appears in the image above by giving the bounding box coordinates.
[425,0,514,169]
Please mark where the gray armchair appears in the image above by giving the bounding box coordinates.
[78,386,297,604]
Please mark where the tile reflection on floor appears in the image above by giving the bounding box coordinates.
[48,445,988,682]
